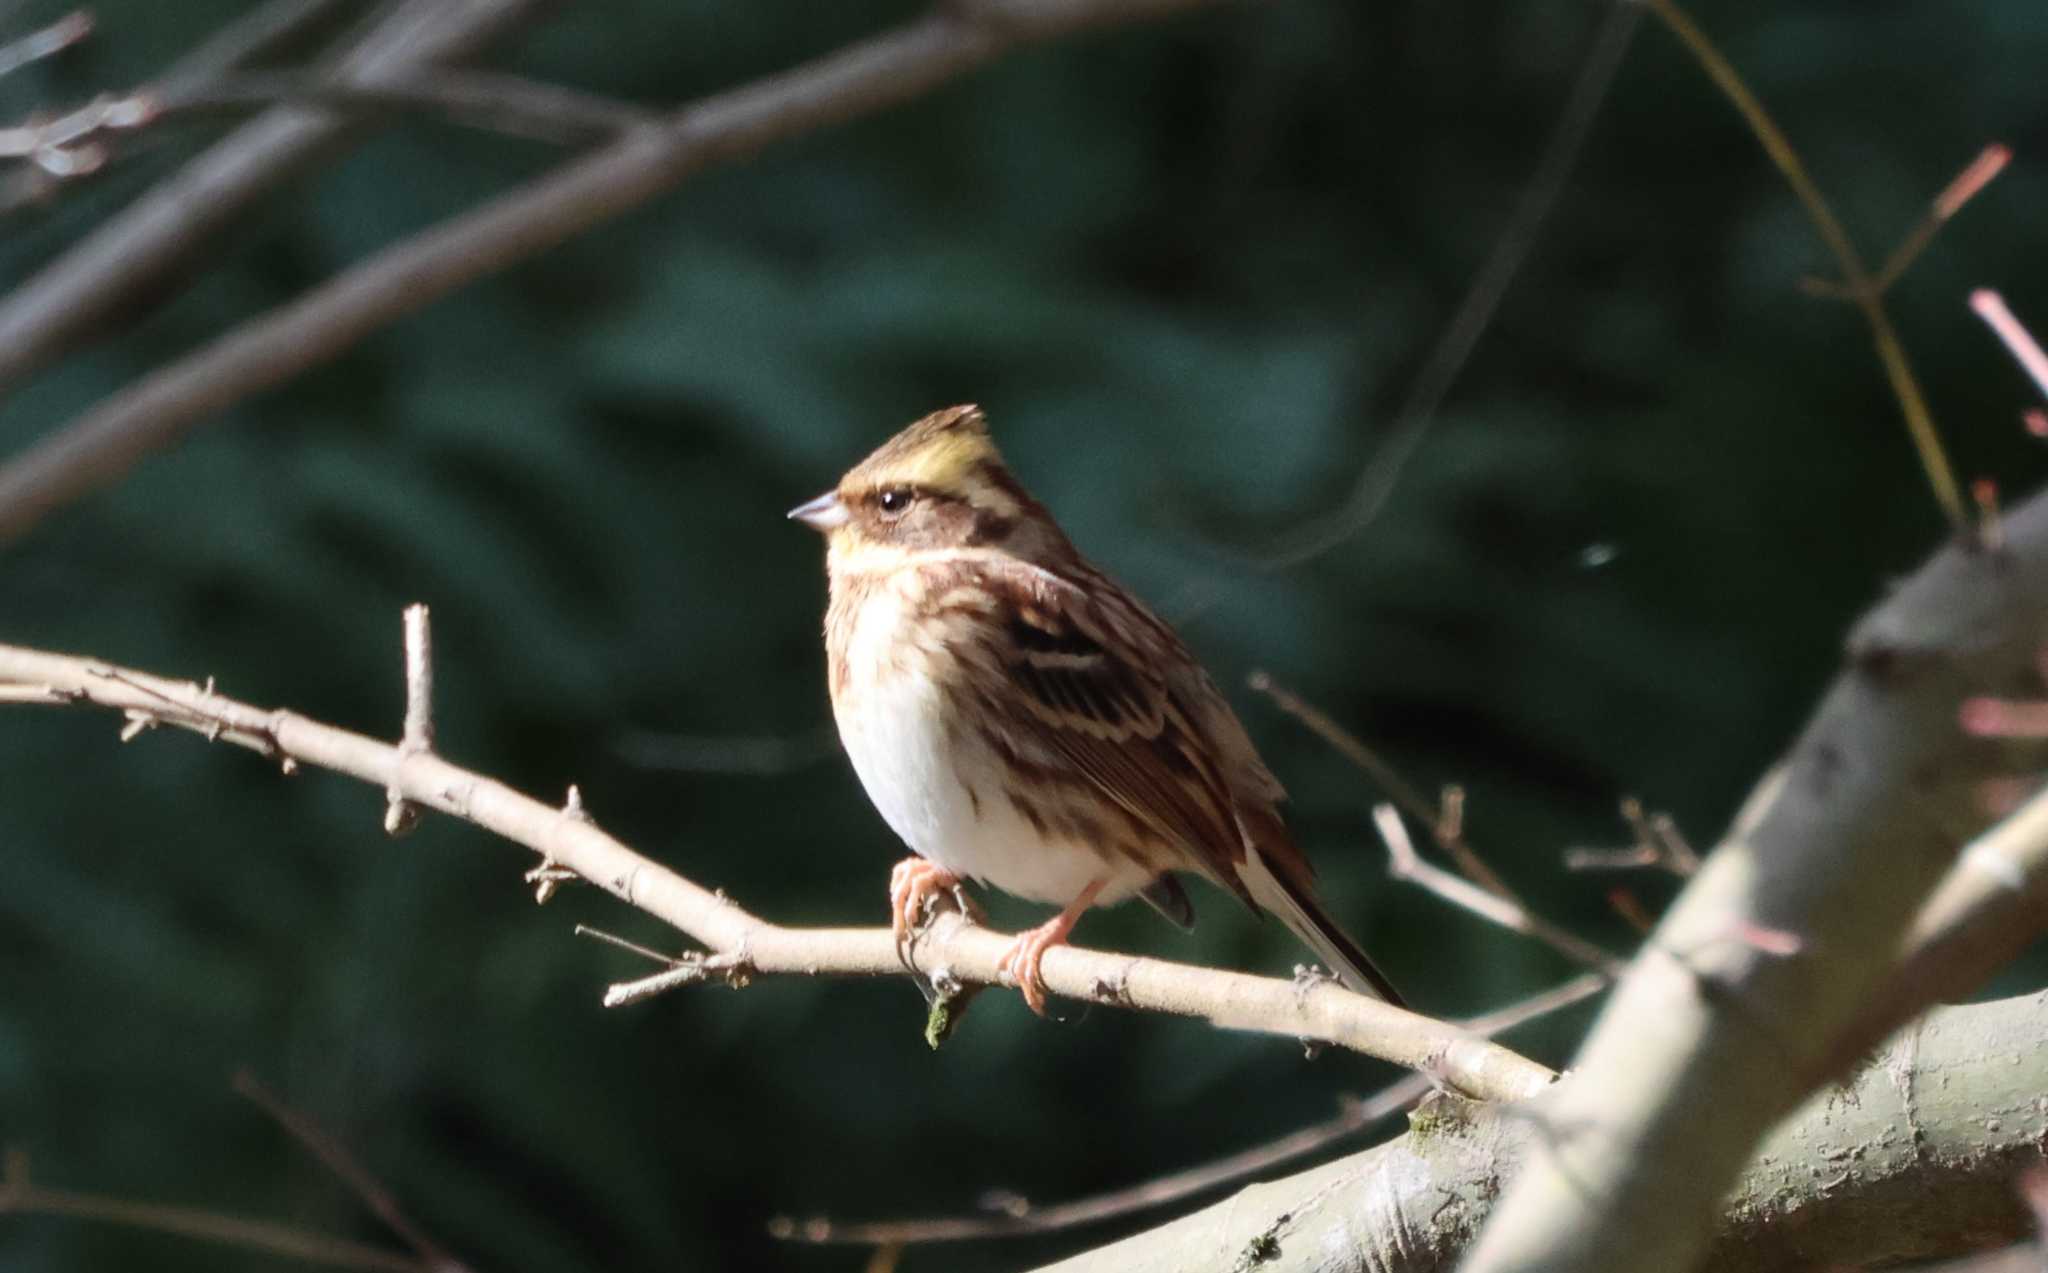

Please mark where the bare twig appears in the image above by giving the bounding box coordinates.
[383,603,433,836]
[0,0,549,395]
[4,70,661,165]
[604,951,756,1005]
[0,1145,427,1273]
[0,9,90,79]
[0,639,1556,1102]
[1644,0,1964,529]
[1373,805,1624,975]
[232,1072,467,1273]
[1802,144,2010,299]
[1248,671,1517,901]
[1563,796,1700,875]
[0,0,1236,541]
[156,0,364,93]
[1874,144,2010,292]
[774,972,1606,1247]
[1971,290,2048,404]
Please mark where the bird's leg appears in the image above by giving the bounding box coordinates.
[889,856,970,955]
[997,877,1108,1017]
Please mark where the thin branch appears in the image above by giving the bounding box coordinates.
[0,9,90,79]
[1247,670,1518,902]
[155,0,365,93]
[170,70,659,143]
[1971,290,2048,404]
[383,603,432,836]
[775,973,1606,1247]
[0,1146,427,1273]
[0,0,1237,541]
[3,70,661,166]
[1373,805,1625,974]
[1643,0,1964,529]
[0,640,1556,1103]
[1238,1,1643,571]
[0,0,360,216]
[233,1073,466,1273]
[0,0,550,396]
[1870,144,2008,293]
[1247,674,1626,970]
[1562,796,1700,875]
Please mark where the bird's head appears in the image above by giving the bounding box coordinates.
[788,405,1059,562]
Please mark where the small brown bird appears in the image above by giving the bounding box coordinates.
[790,405,1404,1014]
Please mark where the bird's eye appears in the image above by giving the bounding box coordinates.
[877,488,913,515]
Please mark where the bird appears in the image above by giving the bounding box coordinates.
[789,404,1405,1015]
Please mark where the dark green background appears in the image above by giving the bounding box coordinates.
[2,1,2044,1269]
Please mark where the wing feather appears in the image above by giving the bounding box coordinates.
[967,561,1253,892]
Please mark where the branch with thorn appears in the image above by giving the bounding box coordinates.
[0,634,1556,1103]
[1371,804,1625,975]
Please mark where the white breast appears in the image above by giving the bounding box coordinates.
[831,576,1152,908]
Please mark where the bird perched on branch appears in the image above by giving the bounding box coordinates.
[790,405,1404,1015]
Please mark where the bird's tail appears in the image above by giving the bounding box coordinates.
[1236,847,1407,1009]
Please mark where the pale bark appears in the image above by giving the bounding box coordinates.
[1038,990,2048,1272]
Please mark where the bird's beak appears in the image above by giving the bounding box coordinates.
[787,490,849,532]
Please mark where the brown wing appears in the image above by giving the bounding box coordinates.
[959,558,1259,896]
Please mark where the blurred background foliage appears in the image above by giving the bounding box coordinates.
[1,0,2044,1268]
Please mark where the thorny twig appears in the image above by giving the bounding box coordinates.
[0,637,1558,1102]
[1563,797,1700,875]
[1373,805,1624,975]
[383,604,433,836]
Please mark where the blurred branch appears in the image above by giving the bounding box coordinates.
[1561,795,1700,875]
[1462,485,2048,1272]
[0,9,90,79]
[0,0,1236,544]
[154,0,364,92]
[232,1072,467,1273]
[1818,779,2048,1078]
[0,0,550,395]
[0,639,1557,1103]
[0,0,355,215]
[1037,990,2048,1272]
[1644,0,1965,529]
[1802,144,2010,299]
[1,69,660,174]
[1232,1,1642,571]
[774,973,1604,1249]
[1971,289,2048,404]
[0,1147,429,1273]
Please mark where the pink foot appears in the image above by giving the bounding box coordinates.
[996,878,1107,1017]
[889,857,966,949]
